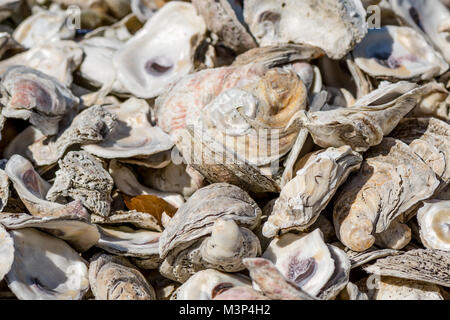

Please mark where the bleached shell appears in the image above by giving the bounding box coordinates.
[213,286,270,300]
[262,229,335,297]
[417,200,450,251]
[332,242,401,269]
[12,6,75,48]
[0,225,14,281]
[338,282,368,300]
[363,249,450,287]
[333,138,439,252]
[46,151,114,217]
[89,253,156,300]
[374,218,412,250]
[4,154,89,219]
[108,160,184,209]
[91,210,162,232]
[113,1,206,98]
[174,269,252,300]
[0,169,9,212]
[318,245,351,300]
[0,212,99,252]
[390,0,450,63]
[244,0,367,59]
[96,225,160,260]
[263,146,362,237]
[27,105,117,166]
[409,82,450,121]
[5,228,89,300]
[371,276,444,300]
[83,98,174,159]
[298,82,427,152]
[0,66,80,136]
[192,0,256,54]
[353,26,448,81]
[159,183,262,259]
[0,40,83,86]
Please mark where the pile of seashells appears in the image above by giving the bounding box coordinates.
[0,0,449,300]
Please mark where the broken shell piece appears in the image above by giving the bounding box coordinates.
[0,169,9,212]
[6,228,89,300]
[333,138,440,252]
[174,269,252,300]
[213,286,270,300]
[96,225,160,260]
[0,66,79,136]
[89,253,156,300]
[4,155,89,219]
[262,229,334,297]
[263,146,362,237]
[0,212,100,252]
[46,151,114,217]
[332,242,401,269]
[244,0,367,59]
[82,98,174,159]
[370,276,444,300]
[243,258,315,300]
[364,249,450,288]
[338,282,368,300]
[113,1,206,98]
[109,160,184,209]
[192,0,256,54]
[390,0,450,63]
[417,200,450,251]
[318,245,351,300]
[28,105,117,166]
[91,210,162,232]
[374,219,412,250]
[12,5,75,48]
[0,40,83,86]
[409,82,450,121]
[298,82,427,152]
[0,225,14,281]
[353,26,448,81]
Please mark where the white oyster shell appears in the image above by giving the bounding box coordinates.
[370,276,444,300]
[0,224,14,281]
[113,1,206,98]
[5,228,89,300]
[417,200,450,251]
[244,0,367,59]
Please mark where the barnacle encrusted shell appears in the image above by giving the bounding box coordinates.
[417,200,450,251]
[297,82,428,152]
[363,249,450,287]
[89,253,156,300]
[263,146,362,237]
[262,229,335,297]
[191,0,256,54]
[27,105,117,166]
[5,228,89,300]
[0,225,14,281]
[333,138,440,252]
[113,1,206,98]
[353,26,448,81]
[82,98,174,159]
[174,269,252,300]
[0,66,79,136]
[0,212,100,252]
[46,151,114,217]
[244,0,367,59]
[4,154,89,219]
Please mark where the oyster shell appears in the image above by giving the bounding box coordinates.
[364,249,450,287]
[297,82,428,152]
[0,212,99,252]
[243,257,315,300]
[213,286,269,300]
[0,40,83,86]
[333,138,440,252]
[263,146,362,237]
[82,98,174,159]
[409,82,450,121]
[338,282,368,300]
[4,154,89,219]
[369,276,444,300]
[417,200,450,251]
[113,1,206,98]
[0,224,14,281]
[174,269,252,300]
[5,228,89,300]
[89,253,156,300]
[353,26,448,81]
[46,151,114,217]
[192,0,256,54]
[91,210,162,232]
[374,218,412,250]
[318,245,351,300]
[0,169,9,212]
[0,66,79,136]
[332,242,401,269]
[244,0,367,59]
